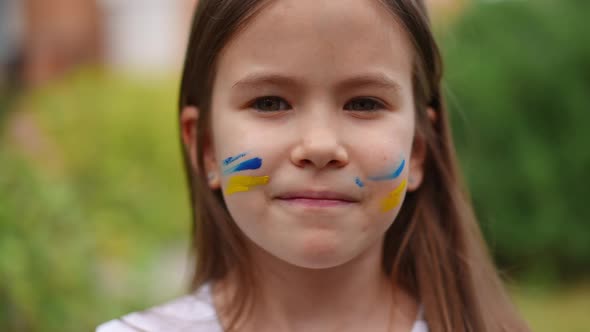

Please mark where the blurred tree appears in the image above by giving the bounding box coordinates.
[443,0,590,282]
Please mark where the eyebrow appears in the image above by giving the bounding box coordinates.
[231,72,402,94]
[232,73,300,90]
[337,73,402,93]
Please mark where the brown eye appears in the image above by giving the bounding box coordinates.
[252,96,290,112]
[344,98,384,111]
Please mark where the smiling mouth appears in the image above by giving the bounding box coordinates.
[277,197,355,207]
[275,191,358,208]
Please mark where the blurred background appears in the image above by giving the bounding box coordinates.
[0,0,588,330]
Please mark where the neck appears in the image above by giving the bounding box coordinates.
[213,236,417,332]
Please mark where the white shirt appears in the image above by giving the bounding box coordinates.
[97,284,429,332]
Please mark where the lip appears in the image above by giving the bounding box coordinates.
[275,190,359,207]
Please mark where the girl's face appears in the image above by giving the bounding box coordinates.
[206,0,425,269]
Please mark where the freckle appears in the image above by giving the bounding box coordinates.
[361,223,369,233]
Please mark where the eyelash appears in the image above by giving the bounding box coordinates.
[344,98,386,112]
[249,96,386,112]
[251,96,291,112]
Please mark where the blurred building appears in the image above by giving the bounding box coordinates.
[21,0,102,85]
[0,0,464,87]
[0,0,25,87]
[1,0,197,87]
[99,0,196,73]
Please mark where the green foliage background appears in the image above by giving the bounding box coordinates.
[442,0,590,282]
[0,0,588,330]
[1,73,191,331]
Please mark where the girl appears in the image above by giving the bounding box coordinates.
[99,0,530,331]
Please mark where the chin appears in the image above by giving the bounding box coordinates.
[281,233,361,269]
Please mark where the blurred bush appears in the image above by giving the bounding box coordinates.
[443,0,590,282]
[0,71,190,331]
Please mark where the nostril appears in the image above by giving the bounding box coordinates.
[298,159,313,167]
[327,159,344,167]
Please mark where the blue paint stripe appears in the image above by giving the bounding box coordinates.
[368,159,405,181]
[391,159,405,178]
[355,177,365,188]
[223,157,262,174]
[223,153,247,166]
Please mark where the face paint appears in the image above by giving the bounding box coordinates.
[380,178,407,212]
[222,153,269,194]
[354,177,365,188]
[223,157,262,175]
[356,158,404,188]
[223,152,247,166]
[226,175,270,195]
[368,159,405,182]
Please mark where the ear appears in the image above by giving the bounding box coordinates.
[408,107,437,191]
[180,106,221,189]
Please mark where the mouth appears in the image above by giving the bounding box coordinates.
[275,191,359,207]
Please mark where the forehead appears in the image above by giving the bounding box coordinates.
[215,0,414,90]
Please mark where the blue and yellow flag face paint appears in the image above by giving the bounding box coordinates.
[222,152,269,195]
[380,178,407,212]
[368,159,405,181]
[226,175,270,195]
[354,158,407,212]
[223,157,263,175]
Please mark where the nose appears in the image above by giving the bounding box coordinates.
[290,116,349,169]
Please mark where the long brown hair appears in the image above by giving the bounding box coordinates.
[178,1,529,331]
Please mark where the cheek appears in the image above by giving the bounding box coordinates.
[212,120,246,160]
[352,117,415,167]
[213,118,286,162]
[355,139,409,178]
[224,192,266,224]
[221,178,277,248]
[354,139,411,218]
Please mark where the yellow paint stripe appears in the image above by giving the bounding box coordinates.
[226,175,270,195]
[380,178,407,212]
